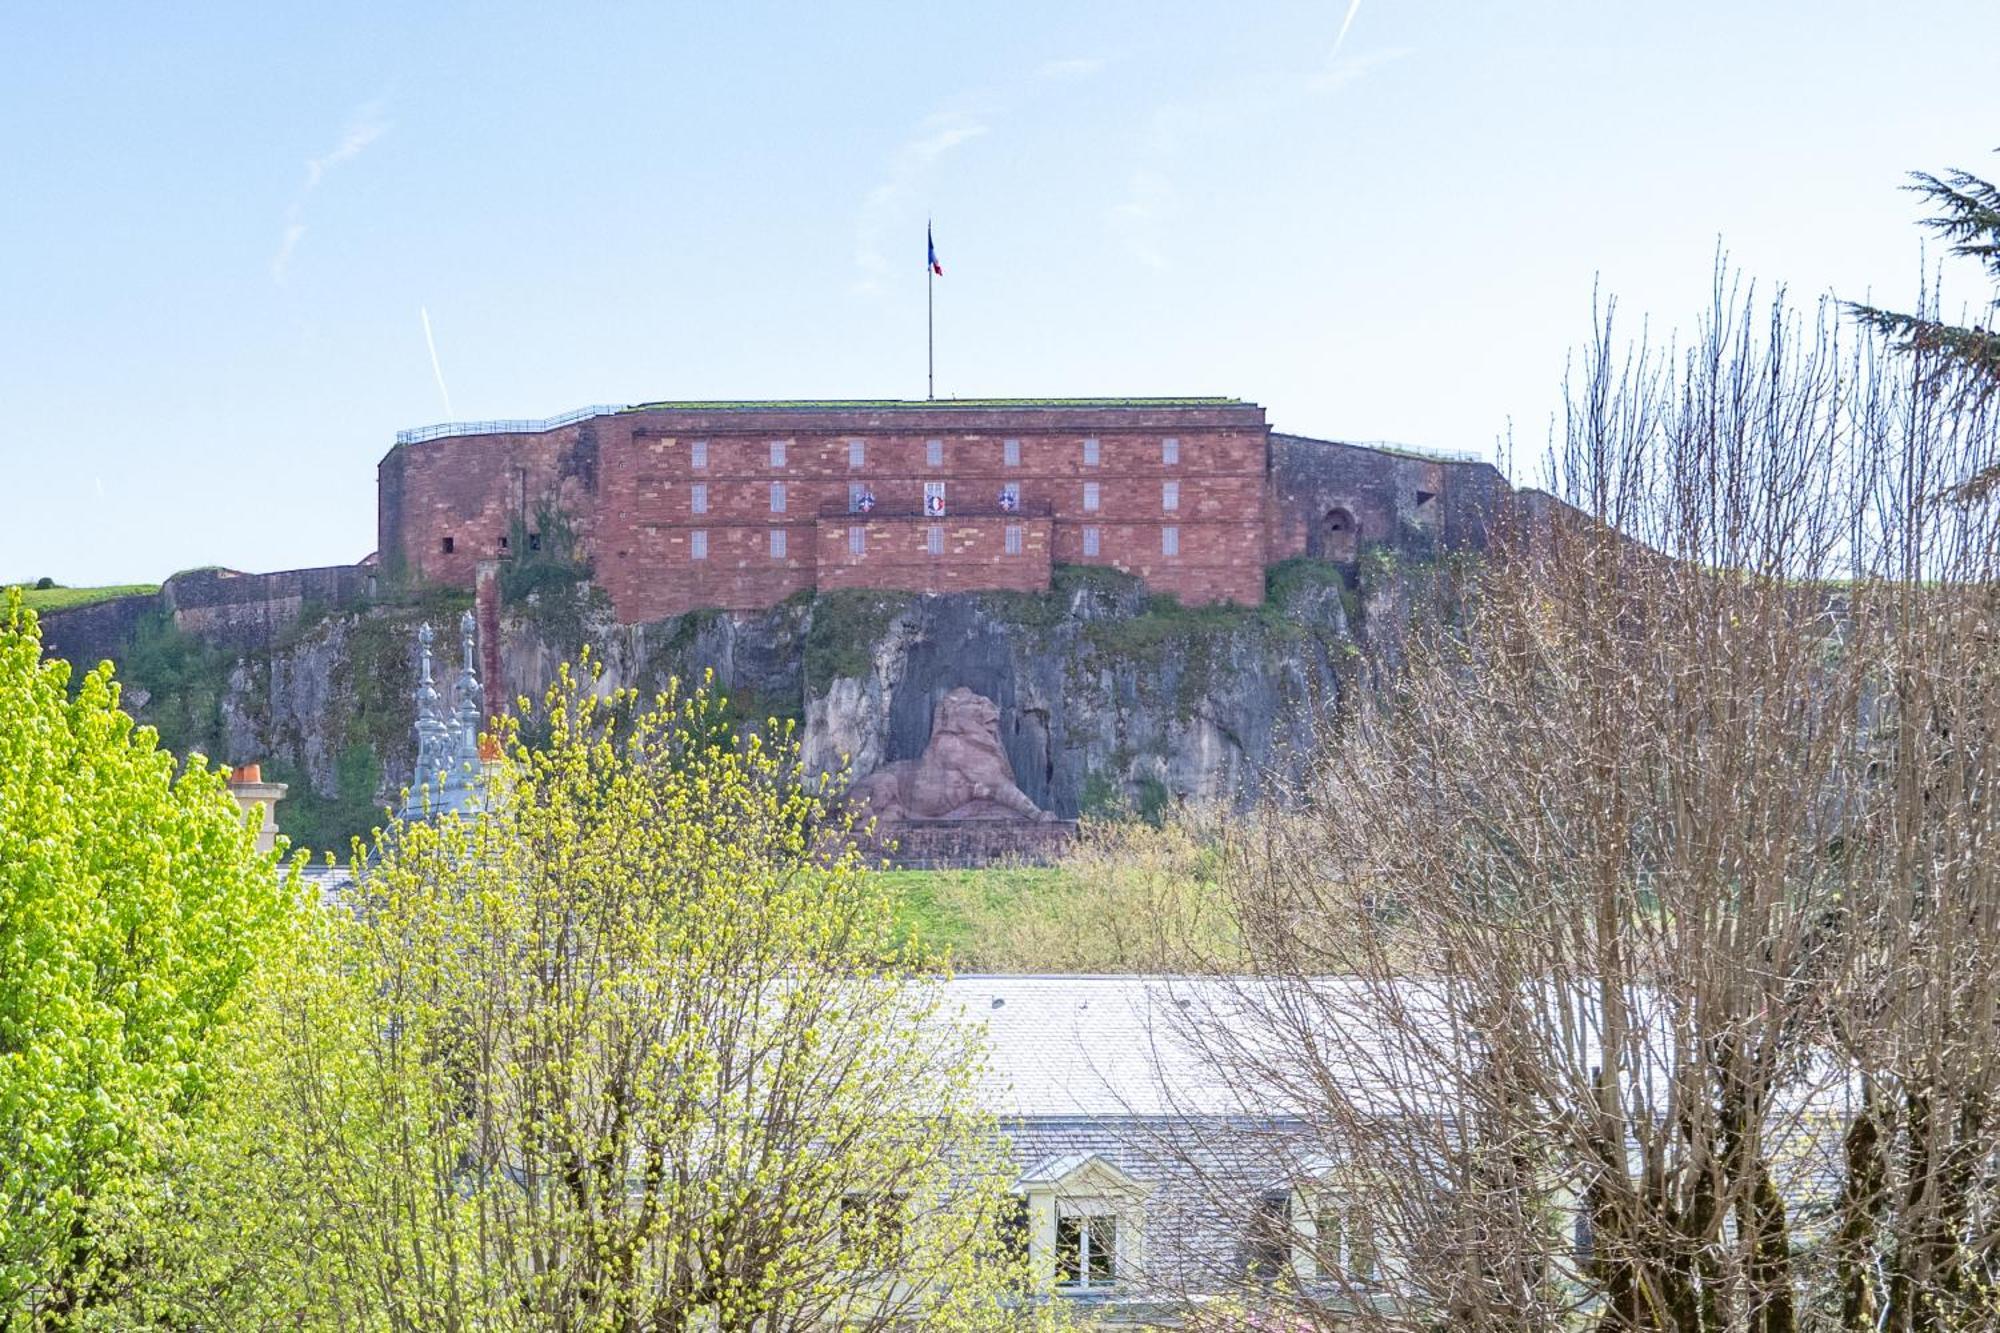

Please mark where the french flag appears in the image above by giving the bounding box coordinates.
[928,226,943,276]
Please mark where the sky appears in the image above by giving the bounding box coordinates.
[3,1,1996,587]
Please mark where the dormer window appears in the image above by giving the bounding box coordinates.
[1312,1200,1379,1283]
[1246,1191,1291,1283]
[1055,1214,1117,1289]
[840,1193,905,1268]
[1016,1152,1150,1297]
[1286,1160,1383,1290]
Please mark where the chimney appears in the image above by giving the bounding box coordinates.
[475,558,505,725]
[227,763,288,854]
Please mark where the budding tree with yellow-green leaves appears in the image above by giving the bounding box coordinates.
[128,663,1054,1332]
[0,592,294,1327]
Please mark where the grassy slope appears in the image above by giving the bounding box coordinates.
[11,583,159,612]
[881,815,1240,973]
[884,866,1077,967]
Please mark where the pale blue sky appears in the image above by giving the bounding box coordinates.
[3,2,1994,586]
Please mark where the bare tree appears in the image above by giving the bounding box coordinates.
[1158,272,2000,1332]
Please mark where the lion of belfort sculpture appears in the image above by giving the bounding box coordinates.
[847,687,1054,825]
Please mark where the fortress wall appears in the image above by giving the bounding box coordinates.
[163,564,375,650]
[1268,433,1510,564]
[33,591,159,672]
[591,404,1271,618]
[884,819,1079,869]
[814,515,1053,599]
[379,405,1511,622]
[379,420,602,584]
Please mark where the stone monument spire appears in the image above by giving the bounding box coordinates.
[401,614,489,821]
[452,609,484,768]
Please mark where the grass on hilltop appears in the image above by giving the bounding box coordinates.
[10,582,160,613]
[882,814,1243,973]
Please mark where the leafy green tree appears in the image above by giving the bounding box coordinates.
[150,664,1054,1332]
[0,592,293,1326]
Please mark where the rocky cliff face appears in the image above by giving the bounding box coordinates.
[47,556,1447,851]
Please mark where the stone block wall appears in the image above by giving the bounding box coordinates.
[162,564,375,650]
[378,421,600,585]
[375,405,1511,622]
[815,514,1053,596]
[1267,433,1509,566]
[382,401,1275,620]
[883,819,1079,869]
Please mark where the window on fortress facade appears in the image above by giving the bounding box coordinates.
[441,535,455,554]
[770,528,787,559]
[926,525,944,555]
[498,534,509,551]
[1000,481,1021,509]
[1163,480,1179,512]
[1004,437,1021,467]
[848,439,866,468]
[528,531,542,552]
[1083,526,1100,556]
[1162,525,1179,556]
[927,438,944,466]
[770,481,786,513]
[1083,437,1100,467]
[849,482,869,513]
[1083,481,1100,512]
[848,525,867,556]
[1162,436,1180,465]
[769,440,786,467]
[690,530,708,560]
[692,440,708,469]
[1005,524,1023,555]
[691,483,708,515]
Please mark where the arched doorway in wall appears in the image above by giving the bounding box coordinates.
[1321,506,1358,563]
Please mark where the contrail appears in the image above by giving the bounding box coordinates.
[420,306,454,418]
[1331,0,1364,55]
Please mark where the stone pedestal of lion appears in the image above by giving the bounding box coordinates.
[846,687,1055,829]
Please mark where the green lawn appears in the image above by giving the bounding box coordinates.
[10,583,159,613]
[882,866,1078,969]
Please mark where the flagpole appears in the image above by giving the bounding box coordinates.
[927,222,935,401]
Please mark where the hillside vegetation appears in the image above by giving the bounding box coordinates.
[886,814,1243,972]
[10,582,158,612]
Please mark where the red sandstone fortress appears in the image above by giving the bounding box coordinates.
[377,399,1508,621]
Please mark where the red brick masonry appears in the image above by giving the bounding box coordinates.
[377,400,1506,622]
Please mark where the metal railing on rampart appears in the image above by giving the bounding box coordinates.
[395,405,625,446]
[1331,438,1489,465]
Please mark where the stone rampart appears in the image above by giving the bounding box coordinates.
[884,819,1080,869]
[163,564,375,650]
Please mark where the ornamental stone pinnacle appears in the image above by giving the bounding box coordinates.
[401,613,489,821]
